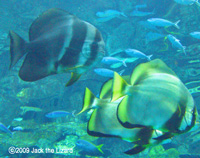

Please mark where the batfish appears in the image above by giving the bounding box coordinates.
[9,8,105,86]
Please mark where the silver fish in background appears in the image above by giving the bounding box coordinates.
[13,126,23,131]
[125,49,153,61]
[174,0,200,6]
[94,68,124,78]
[190,31,200,39]
[96,10,127,18]
[167,34,186,55]
[101,57,127,67]
[147,18,180,29]
[9,8,105,86]
[96,10,127,22]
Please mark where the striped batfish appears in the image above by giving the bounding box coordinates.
[9,8,105,86]
[77,79,170,155]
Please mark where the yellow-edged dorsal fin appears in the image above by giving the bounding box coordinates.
[130,59,177,85]
[100,75,130,100]
[111,72,129,102]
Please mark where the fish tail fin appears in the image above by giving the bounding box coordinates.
[97,144,104,154]
[195,1,200,7]
[174,20,180,29]
[147,54,153,61]
[124,145,146,155]
[118,69,125,75]
[111,72,129,102]
[77,88,97,115]
[121,12,127,17]
[122,59,127,67]
[9,30,27,69]
[71,110,76,117]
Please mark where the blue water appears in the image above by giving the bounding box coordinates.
[0,0,200,157]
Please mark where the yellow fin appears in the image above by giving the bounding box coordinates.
[77,88,97,115]
[100,75,130,99]
[65,65,83,72]
[130,59,177,85]
[65,72,81,87]
[111,72,129,102]
[99,79,113,99]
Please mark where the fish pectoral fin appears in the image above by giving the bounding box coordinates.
[65,72,81,87]
[124,145,146,155]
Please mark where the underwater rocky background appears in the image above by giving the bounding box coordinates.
[0,0,200,157]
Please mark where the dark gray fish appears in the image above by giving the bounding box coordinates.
[9,8,105,86]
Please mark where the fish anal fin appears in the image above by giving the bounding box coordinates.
[124,145,146,155]
[65,72,81,87]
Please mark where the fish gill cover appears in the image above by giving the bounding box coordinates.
[0,0,200,158]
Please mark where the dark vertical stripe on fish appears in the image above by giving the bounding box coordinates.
[84,29,102,66]
[59,19,87,67]
[163,103,186,132]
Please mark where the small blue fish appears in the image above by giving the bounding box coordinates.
[101,57,127,67]
[45,110,75,118]
[125,49,153,61]
[94,68,124,78]
[174,0,200,6]
[167,34,186,55]
[96,10,127,18]
[130,9,155,17]
[145,32,165,44]
[76,140,104,154]
[0,123,12,137]
[13,117,23,122]
[13,126,23,131]
[147,18,180,29]
[190,32,200,39]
